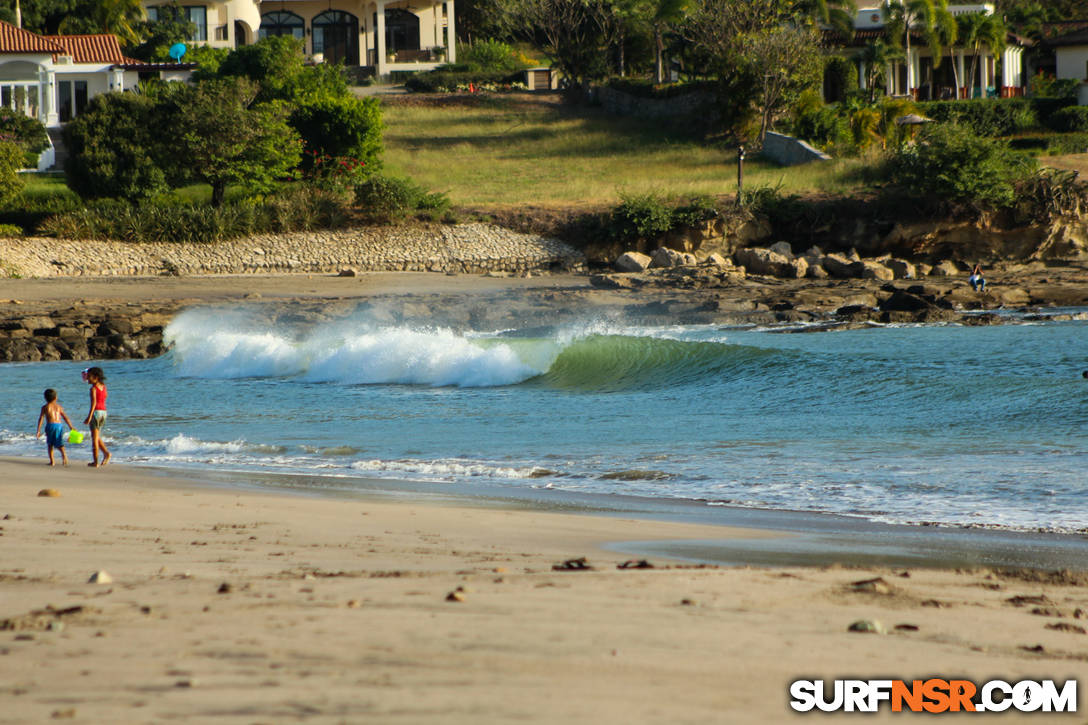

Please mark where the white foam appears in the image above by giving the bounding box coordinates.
[165,310,558,387]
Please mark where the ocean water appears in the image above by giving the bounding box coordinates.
[2,305,1086,533]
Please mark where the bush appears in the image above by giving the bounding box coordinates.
[38,188,352,243]
[604,79,716,99]
[1029,73,1079,100]
[608,193,718,242]
[916,98,1038,137]
[0,108,49,166]
[460,39,523,73]
[0,223,22,236]
[63,92,168,200]
[0,140,24,205]
[353,173,450,222]
[1046,106,1088,133]
[890,124,1036,209]
[291,95,382,170]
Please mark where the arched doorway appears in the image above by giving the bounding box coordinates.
[234,20,250,46]
[259,11,304,41]
[384,8,420,53]
[313,10,359,65]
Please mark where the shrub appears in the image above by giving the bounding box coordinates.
[0,108,49,166]
[354,173,450,222]
[460,39,523,72]
[63,92,168,200]
[889,124,1036,209]
[916,98,1038,137]
[0,140,24,205]
[290,95,382,169]
[404,70,519,93]
[605,79,716,99]
[38,188,352,243]
[608,193,718,242]
[1046,106,1088,133]
[1029,73,1078,100]
[0,223,22,236]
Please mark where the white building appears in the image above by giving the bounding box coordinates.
[142,0,456,78]
[0,21,185,130]
[830,4,1028,101]
[1042,25,1088,104]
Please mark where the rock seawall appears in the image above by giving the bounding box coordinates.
[0,223,586,279]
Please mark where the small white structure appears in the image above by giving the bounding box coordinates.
[143,0,457,78]
[0,21,187,128]
[1045,26,1088,104]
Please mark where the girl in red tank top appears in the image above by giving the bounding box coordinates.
[82,367,111,467]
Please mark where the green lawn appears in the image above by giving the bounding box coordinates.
[381,96,868,208]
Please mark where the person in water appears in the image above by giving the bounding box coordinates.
[968,264,986,292]
[36,388,74,466]
[83,367,111,467]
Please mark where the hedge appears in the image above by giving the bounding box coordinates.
[1046,106,1088,133]
[404,70,519,93]
[603,79,716,100]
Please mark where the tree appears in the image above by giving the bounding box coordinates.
[683,0,820,142]
[793,0,857,38]
[745,26,822,141]
[857,38,902,101]
[165,78,301,206]
[59,0,146,46]
[957,11,1005,98]
[633,0,691,84]
[63,91,168,200]
[507,0,617,89]
[0,140,25,205]
[126,3,194,61]
[930,2,959,99]
[883,0,949,95]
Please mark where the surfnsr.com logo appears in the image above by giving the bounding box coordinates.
[790,679,1078,713]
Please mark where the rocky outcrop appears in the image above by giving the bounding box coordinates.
[0,305,173,362]
[0,224,586,279]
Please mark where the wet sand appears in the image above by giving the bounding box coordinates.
[1,458,1086,723]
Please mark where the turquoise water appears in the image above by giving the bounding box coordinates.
[2,306,1086,532]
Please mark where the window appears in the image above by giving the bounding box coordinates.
[259,11,304,41]
[313,11,358,65]
[146,6,159,22]
[185,6,207,41]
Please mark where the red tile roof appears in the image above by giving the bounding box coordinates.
[0,20,65,54]
[46,34,127,64]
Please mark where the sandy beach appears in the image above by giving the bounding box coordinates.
[1,458,1086,723]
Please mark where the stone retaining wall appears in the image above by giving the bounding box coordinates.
[0,223,586,279]
[595,86,715,121]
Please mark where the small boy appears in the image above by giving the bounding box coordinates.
[36,389,74,466]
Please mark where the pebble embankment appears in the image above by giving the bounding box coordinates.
[0,224,586,278]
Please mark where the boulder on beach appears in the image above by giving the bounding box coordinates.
[886,259,916,280]
[650,247,685,269]
[856,260,894,282]
[769,241,794,258]
[930,260,960,277]
[821,253,856,279]
[733,247,801,278]
[614,252,651,273]
[702,252,729,267]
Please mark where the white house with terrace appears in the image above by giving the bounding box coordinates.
[829,3,1028,101]
[142,0,456,78]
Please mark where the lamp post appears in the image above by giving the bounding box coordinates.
[736,145,745,205]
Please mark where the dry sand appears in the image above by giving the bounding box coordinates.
[1,458,1086,723]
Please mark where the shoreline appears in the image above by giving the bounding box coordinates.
[2,457,1086,723]
[9,455,1088,571]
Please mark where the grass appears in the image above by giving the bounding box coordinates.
[20,172,78,202]
[381,96,869,208]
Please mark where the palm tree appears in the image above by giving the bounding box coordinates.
[648,0,690,84]
[857,38,902,101]
[882,0,948,96]
[59,0,146,47]
[928,2,958,99]
[794,0,858,39]
[957,12,1006,98]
